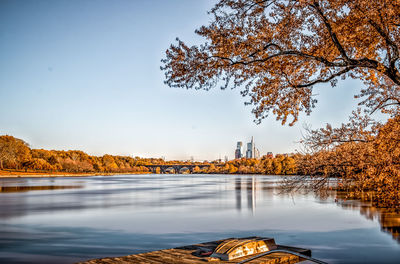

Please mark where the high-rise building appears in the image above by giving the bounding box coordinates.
[245,137,260,159]
[246,144,252,158]
[254,148,260,159]
[235,137,260,159]
[235,141,243,159]
[246,137,254,158]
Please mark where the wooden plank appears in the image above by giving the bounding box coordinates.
[95,253,166,264]
[79,238,308,264]
[139,249,199,264]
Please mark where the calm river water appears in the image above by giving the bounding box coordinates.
[0,174,400,263]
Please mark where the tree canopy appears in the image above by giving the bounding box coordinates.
[0,135,30,170]
[162,0,400,125]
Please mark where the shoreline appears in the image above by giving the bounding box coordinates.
[0,170,298,178]
[0,170,151,178]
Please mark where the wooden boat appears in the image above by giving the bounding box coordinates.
[80,236,326,264]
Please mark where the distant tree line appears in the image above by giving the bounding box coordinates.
[0,135,150,173]
[191,155,297,175]
[0,135,299,175]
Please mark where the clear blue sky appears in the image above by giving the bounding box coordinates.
[0,0,365,160]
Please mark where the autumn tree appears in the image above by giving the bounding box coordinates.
[162,0,400,124]
[228,163,238,173]
[261,158,273,174]
[207,164,218,173]
[162,0,400,207]
[102,155,119,172]
[0,135,31,169]
[288,111,400,208]
[282,156,296,175]
[272,157,283,175]
[222,163,230,173]
[24,158,54,171]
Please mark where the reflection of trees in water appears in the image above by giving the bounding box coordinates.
[0,185,80,192]
[336,192,400,244]
[265,181,400,244]
[379,212,400,243]
[233,177,400,244]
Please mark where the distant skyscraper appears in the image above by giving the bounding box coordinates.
[254,148,260,159]
[246,137,260,159]
[235,138,260,159]
[235,141,243,159]
[246,137,254,158]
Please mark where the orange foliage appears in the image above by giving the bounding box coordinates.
[296,114,400,208]
[0,135,299,176]
[0,135,150,174]
[162,0,400,124]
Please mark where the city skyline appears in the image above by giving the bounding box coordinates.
[1,0,371,160]
[235,137,261,160]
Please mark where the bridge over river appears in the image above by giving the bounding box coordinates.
[144,164,223,174]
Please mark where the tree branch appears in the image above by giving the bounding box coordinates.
[213,49,347,67]
[368,19,400,68]
[295,66,355,88]
[310,2,351,62]
[370,97,400,114]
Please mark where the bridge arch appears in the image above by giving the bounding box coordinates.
[178,167,191,174]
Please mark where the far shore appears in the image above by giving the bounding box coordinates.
[0,170,151,178]
[0,170,296,178]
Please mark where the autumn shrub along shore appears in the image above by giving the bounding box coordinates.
[291,112,400,209]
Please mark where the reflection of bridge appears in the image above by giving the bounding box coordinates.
[145,164,219,174]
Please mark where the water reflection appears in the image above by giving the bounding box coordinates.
[380,212,400,243]
[0,175,399,264]
[337,195,400,244]
[235,176,400,246]
[235,177,241,211]
[0,185,81,192]
[235,176,257,214]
